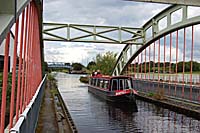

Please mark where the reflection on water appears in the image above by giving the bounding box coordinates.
[55,72,200,133]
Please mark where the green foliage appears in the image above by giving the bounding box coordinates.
[44,62,48,72]
[79,76,89,83]
[64,62,71,66]
[177,61,200,72]
[87,61,96,70]
[0,73,12,104]
[72,63,85,71]
[147,92,154,97]
[0,73,15,126]
[89,51,117,75]
[132,61,200,73]
[154,88,165,100]
[48,74,55,81]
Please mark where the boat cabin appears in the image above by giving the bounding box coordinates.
[89,76,133,91]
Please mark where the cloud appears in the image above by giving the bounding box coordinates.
[44,0,168,26]
[43,0,169,65]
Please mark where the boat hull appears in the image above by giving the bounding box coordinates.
[88,85,136,104]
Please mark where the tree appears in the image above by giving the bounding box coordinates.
[177,62,183,72]
[43,61,48,72]
[193,61,200,71]
[72,63,85,71]
[64,63,71,66]
[87,61,96,69]
[89,51,117,75]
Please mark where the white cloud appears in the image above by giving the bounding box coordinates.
[44,41,125,65]
[43,0,169,65]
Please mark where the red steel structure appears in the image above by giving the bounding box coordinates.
[0,1,42,132]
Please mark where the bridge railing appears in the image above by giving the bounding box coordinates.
[0,0,43,132]
[132,79,200,103]
[123,22,200,102]
[10,75,46,133]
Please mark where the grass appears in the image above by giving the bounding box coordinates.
[0,72,15,128]
[79,76,89,83]
[153,88,165,100]
[48,74,58,96]
[50,88,58,95]
[0,72,13,102]
[147,92,154,97]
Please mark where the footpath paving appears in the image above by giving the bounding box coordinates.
[36,76,76,133]
[36,80,59,133]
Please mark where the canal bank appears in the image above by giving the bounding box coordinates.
[36,74,77,133]
[136,92,200,120]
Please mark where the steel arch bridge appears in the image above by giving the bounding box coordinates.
[0,0,200,132]
[112,4,200,76]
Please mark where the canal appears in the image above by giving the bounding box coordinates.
[55,72,200,133]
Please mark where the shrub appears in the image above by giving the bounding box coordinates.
[79,76,89,83]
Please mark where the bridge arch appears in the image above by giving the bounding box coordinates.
[112,5,200,76]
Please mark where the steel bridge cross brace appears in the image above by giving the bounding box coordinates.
[43,23,144,45]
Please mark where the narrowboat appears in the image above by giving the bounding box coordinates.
[88,75,137,104]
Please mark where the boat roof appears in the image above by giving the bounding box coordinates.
[90,75,132,80]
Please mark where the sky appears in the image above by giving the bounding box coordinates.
[43,0,200,67]
[43,0,170,66]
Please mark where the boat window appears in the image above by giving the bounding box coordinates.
[125,79,132,89]
[119,79,124,90]
[103,80,108,89]
[95,79,98,86]
[97,79,100,87]
[93,79,95,85]
[111,79,118,91]
[89,78,91,85]
[93,79,96,86]
[92,79,95,85]
[100,80,103,88]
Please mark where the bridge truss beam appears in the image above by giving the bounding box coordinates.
[43,23,143,44]
[126,0,200,6]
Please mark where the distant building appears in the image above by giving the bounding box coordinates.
[0,32,14,72]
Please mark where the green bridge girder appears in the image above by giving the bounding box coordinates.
[43,23,143,44]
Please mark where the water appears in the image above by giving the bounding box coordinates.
[55,72,200,133]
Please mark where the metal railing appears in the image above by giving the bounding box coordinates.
[10,75,46,133]
[132,78,200,103]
